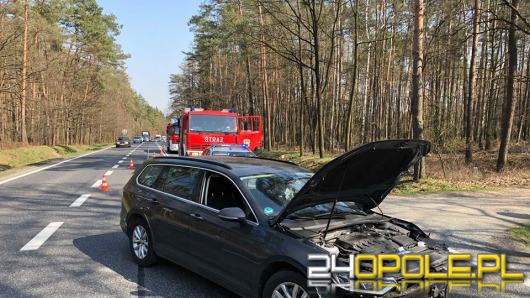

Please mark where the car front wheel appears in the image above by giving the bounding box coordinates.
[263,270,315,298]
[129,219,158,266]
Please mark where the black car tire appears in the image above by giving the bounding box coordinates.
[262,270,317,298]
[128,218,158,267]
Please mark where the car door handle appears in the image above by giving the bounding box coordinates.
[189,213,203,220]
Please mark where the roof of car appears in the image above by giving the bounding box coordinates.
[152,155,309,177]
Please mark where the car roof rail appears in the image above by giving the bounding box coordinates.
[253,157,298,166]
[153,156,232,169]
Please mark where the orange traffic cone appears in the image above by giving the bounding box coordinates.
[99,175,109,191]
[128,159,135,170]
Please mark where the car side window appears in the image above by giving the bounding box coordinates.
[162,166,202,202]
[204,173,256,222]
[137,165,165,188]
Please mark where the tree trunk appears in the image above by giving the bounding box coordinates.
[465,0,480,163]
[496,0,519,172]
[411,0,425,180]
[20,0,29,144]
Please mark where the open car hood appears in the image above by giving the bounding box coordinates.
[272,140,430,225]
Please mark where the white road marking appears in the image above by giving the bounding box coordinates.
[0,146,112,185]
[104,171,113,176]
[70,194,91,207]
[118,160,124,164]
[121,157,126,160]
[20,222,64,251]
[91,179,102,188]
[447,247,460,253]
[112,165,119,169]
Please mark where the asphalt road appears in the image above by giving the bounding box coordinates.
[0,143,528,297]
[0,142,233,298]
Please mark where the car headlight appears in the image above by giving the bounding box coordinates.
[124,141,128,144]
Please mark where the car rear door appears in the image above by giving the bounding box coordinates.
[154,165,205,262]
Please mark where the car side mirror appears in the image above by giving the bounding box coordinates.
[218,207,246,222]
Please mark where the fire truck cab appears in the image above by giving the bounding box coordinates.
[176,107,262,156]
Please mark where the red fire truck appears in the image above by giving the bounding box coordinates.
[174,107,262,156]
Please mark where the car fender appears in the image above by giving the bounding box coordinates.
[257,255,307,298]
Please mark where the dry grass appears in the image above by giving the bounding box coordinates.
[0,144,109,172]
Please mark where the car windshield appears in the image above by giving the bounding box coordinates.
[212,151,256,157]
[240,172,313,217]
[190,115,237,133]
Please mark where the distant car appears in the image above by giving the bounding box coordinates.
[116,136,131,148]
[133,136,143,144]
[161,136,167,143]
[154,134,162,142]
[202,144,256,157]
[143,136,149,142]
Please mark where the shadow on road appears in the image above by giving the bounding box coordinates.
[497,211,530,220]
[73,232,235,298]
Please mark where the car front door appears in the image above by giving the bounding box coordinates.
[185,172,267,295]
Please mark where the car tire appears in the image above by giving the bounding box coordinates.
[128,218,158,267]
[262,270,316,298]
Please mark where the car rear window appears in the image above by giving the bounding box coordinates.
[137,165,164,188]
[162,166,202,202]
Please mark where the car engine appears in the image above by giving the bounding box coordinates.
[308,220,448,271]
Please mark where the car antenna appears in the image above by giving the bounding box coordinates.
[321,200,337,244]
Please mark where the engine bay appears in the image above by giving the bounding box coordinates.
[285,217,448,271]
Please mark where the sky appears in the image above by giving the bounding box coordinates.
[97,0,203,113]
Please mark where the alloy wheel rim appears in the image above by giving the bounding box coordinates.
[272,282,308,298]
[132,225,148,259]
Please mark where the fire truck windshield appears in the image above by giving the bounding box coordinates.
[189,115,237,133]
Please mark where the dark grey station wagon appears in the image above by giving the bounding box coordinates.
[120,140,448,298]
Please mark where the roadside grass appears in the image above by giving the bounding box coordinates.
[0,144,109,172]
[392,177,491,195]
[257,149,529,195]
[509,225,530,248]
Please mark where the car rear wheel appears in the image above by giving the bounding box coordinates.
[128,219,158,266]
[263,270,315,298]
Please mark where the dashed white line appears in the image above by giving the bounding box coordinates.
[70,194,91,207]
[91,179,102,188]
[118,160,124,164]
[104,171,113,176]
[121,157,127,160]
[112,165,119,169]
[20,222,64,251]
